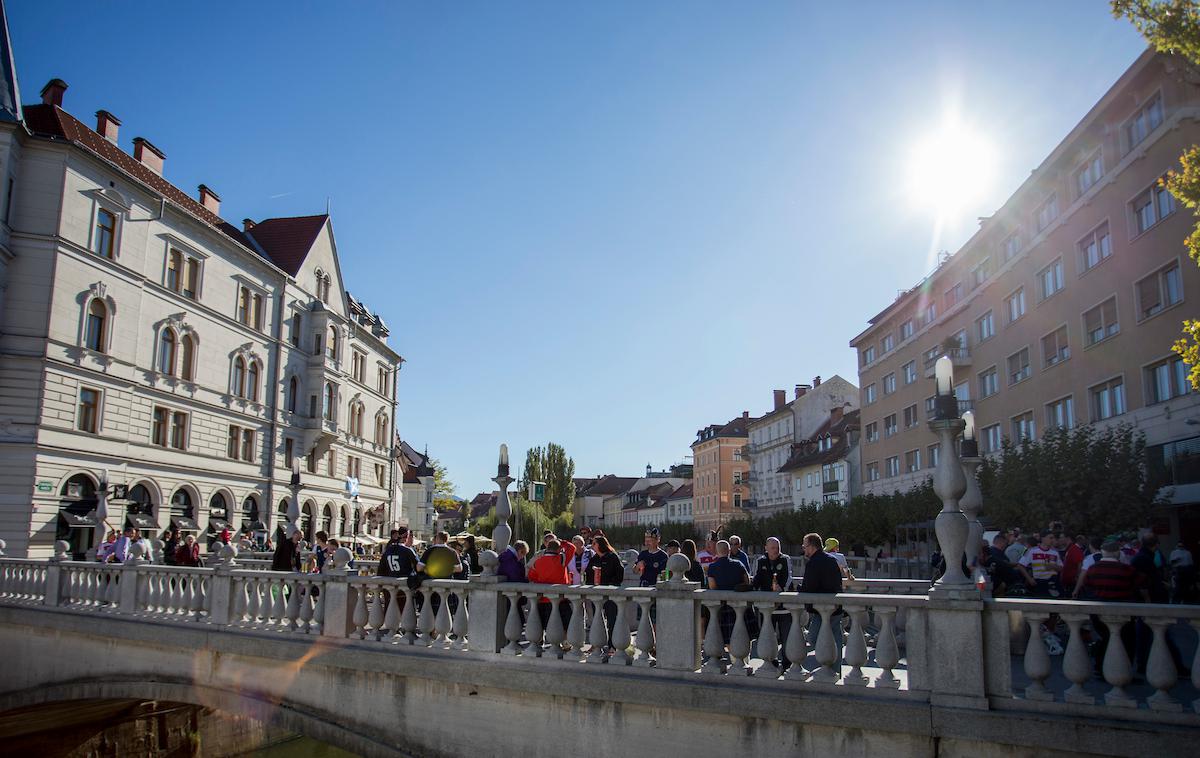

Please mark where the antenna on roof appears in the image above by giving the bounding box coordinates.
[325,196,331,215]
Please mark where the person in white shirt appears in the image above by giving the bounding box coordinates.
[824,537,854,580]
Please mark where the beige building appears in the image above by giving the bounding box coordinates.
[0,72,404,557]
[692,412,753,534]
[850,51,1199,543]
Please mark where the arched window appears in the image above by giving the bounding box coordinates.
[180,334,195,381]
[375,414,388,446]
[323,383,335,421]
[349,402,364,437]
[242,495,259,523]
[170,488,193,518]
[232,356,246,397]
[85,300,107,353]
[247,360,260,402]
[327,325,337,359]
[288,377,298,413]
[208,491,228,519]
[322,503,332,534]
[127,483,154,516]
[159,328,177,376]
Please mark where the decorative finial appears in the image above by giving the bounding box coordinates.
[498,443,509,478]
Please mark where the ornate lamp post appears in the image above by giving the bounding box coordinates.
[492,444,513,554]
[929,356,971,590]
[959,410,985,584]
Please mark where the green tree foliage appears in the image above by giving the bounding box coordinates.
[978,424,1158,537]
[430,459,457,512]
[521,442,576,518]
[466,496,574,544]
[1113,0,1200,388]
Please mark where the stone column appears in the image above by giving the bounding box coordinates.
[928,416,970,591]
[492,444,514,555]
[466,567,507,654]
[208,544,237,627]
[653,554,701,672]
[43,540,68,608]
[959,455,983,575]
[319,547,354,638]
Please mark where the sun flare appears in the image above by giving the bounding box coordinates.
[907,120,997,218]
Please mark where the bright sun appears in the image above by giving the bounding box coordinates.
[907,120,997,218]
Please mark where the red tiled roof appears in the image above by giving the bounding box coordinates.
[580,475,639,497]
[778,409,861,473]
[666,483,693,500]
[245,214,328,276]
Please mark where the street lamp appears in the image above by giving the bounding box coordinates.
[929,355,971,591]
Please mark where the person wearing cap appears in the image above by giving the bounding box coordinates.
[635,527,669,587]
[824,537,854,580]
[695,531,719,571]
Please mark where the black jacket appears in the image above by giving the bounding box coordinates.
[271,538,301,572]
[588,551,624,586]
[752,552,792,592]
[799,551,842,595]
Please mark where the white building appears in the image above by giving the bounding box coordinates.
[0,66,404,557]
[396,439,436,539]
[779,408,861,507]
[662,482,693,524]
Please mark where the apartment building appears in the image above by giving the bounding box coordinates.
[0,69,404,557]
[779,407,861,507]
[747,389,796,513]
[850,51,1200,544]
[692,412,754,534]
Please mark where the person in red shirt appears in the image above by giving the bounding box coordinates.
[527,538,576,641]
[1060,533,1087,589]
[175,534,202,567]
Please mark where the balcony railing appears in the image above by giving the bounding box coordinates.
[822,479,841,494]
[923,347,972,377]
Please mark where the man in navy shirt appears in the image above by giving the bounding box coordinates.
[707,540,750,646]
[635,528,669,587]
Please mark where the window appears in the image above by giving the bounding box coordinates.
[924,345,941,364]
[1036,194,1058,232]
[733,471,742,485]
[865,422,878,443]
[1084,297,1120,346]
[1002,232,1021,261]
[1041,326,1070,367]
[377,367,388,395]
[1090,377,1126,421]
[242,428,255,462]
[352,350,366,383]
[158,328,177,376]
[733,493,742,509]
[970,258,991,290]
[78,388,99,433]
[227,426,240,459]
[1005,287,1026,323]
[288,377,299,413]
[864,384,877,405]
[945,281,963,309]
[979,367,999,399]
[94,208,116,259]
[1007,347,1031,385]
[1038,259,1064,300]
[884,414,898,438]
[862,346,876,365]
[903,404,919,429]
[232,357,246,397]
[1136,263,1184,320]
[247,360,260,402]
[85,299,107,352]
[313,331,323,357]
[170,411,187,449]
[905,449,921,473]
[882,373,896,395]
[180,334,195,381]
[376,463,386,487]
[291,313,302,346]
[977,310,994,343]
[184,258,199,299]
[327,326,338,359]
[924,301,937,325]
[1046,396,1074,430]
[167,250,181,292]
[323,383,336,421]
[927,444,940,469]
[885,456,900,478]
[982,424,1002,454]
[152,406,168,446]
[900,319,914,340]
[1011,411,1035,443]
[1124,93,1163,152]
[925,395,936,416]
[1077,222,1112,272]
[881,333,895,353]
[285,438,295,468]
[903,360,917,385]
[1146,356,1190,404]
[1132,181,1175,234]
[252,294,263,331]
[237,286,250,326]
[866,462,880,482]
[349,402,364,437]
[327,449,336,476]
[306,449,317,474]
[166,250,200,299]
[1074,151,1103,197]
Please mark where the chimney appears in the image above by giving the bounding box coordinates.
[198,184,221,214]
[242,218,256,232]
[831,406,844,424]
[742,411,749,419]
[40,78,67,107]
[813,375,822,387]
[773,389,785,410]
[95,110,120,143]
[132,137,165,174]
[795,383,810,399]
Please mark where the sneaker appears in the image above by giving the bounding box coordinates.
[1042,631,1064,656]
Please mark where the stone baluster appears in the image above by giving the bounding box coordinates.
[525,592,544,657]
[194,576,208,621]
[150,572,165,614]
[299,580,315,633]
[545,593,566,659]
[756,604,778,678]
[502,591,523,655]
[1061,614,1095,704]
[366,586,384,640]
[418,590,438,647]
[610,596,632,665]
[230,577,247,625]
[187,575,201,618]
[874,607,900,688]
[1022,613,1053,700]
[701,599,725,673]
[842,607,869,685]
[246,576,262,626]
[435,588,454,649]
[634,597,654,667]
[1100,615,1136,708]
[87,569,100,606]
[271,577,288,626]
[400,588,419,644]
[311,578,326,635]
[566,595,586,661]
[452,589,469,651]
[728,601,752,675]
[352,584,369,639]
[105,569,120,606]
[382,585,402,640]
[1145,617,1181,712]
[588,595,610,662]
[812,605,840,683]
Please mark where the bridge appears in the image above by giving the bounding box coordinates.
[0,546,1197,757]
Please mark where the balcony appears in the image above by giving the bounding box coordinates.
[822,479,841,494]
[923,347,972,378]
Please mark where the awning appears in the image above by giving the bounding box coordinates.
[208,519,231,532]
[59,510,97,528]
[242,520,267,532]
[171,516,202,532]
[126,513,158,530]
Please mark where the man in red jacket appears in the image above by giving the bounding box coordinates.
[528,538,576,641]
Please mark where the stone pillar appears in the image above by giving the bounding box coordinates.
[960,455,984,575]
[654,553,701,672]
[208,545,237,627]
[119,558,141,613]
[928,416,970,591]
[466,566,507,654]
[43,540,69,608]
[914,595,989,709]
[492,444,514,555]
[319,547,354,638]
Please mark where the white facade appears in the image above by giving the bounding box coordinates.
[747,401,795,513]
[0,84,403,557]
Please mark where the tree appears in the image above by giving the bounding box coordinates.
[1113,0,1200,389]
[521,442,576,518]
[431,459,457,511]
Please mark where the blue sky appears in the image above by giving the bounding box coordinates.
[8,1,1148,498]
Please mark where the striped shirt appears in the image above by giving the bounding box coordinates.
[1018,546,1061,580]
[1081,559,1140,601]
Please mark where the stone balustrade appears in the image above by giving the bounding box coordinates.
[1,555,1198,726]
